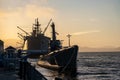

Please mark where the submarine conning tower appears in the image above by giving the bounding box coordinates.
[27,19,50,52]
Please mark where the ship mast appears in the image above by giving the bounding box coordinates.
[51,22,56,41]
[32,18,41,37]
[67,34,71,47]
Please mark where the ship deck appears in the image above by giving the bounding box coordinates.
[29,61,58,80]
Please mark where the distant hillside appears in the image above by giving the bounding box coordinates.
[2,39,120,52]
[80,46,120,52]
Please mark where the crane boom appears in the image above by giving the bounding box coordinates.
[18,33,25,39]
[43,19,52,34]
[17,26,30,35]
[17,33,26,49]
[18,35,23,40]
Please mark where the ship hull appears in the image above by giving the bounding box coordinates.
[38,45,78,75]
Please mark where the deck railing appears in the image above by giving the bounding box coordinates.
[19,60,47,80]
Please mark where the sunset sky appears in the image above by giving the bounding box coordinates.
[0,0,120,52]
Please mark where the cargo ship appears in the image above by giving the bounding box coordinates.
[18,18,78,75]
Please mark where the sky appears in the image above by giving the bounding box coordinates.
[0,0,120,52]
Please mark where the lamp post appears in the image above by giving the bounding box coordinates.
[67,34,72,47]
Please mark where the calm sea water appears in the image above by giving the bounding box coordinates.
[77,52,120,80]
[36,52,120,80]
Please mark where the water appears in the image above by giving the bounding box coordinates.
[77,52,120,80]
[34,52,120,80]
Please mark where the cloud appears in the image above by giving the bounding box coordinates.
[0,0,48,10]
[30,0,48,4]
[0,0,50,20]
[25,5,55,18]
[72,30,100,35]
[89,18,98,22]
[0,4,55,18]
[0,4,56,39]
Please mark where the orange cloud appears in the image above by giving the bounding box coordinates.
[25,5,56,18]
[72,30,100,35]
[0,4,56,39]
[0,4,56,18]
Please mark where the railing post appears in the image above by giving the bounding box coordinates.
[18,58,48,80]
[19,59,23,79]
[23,61,27,80]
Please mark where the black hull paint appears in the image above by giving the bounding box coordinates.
[38,45,78,75]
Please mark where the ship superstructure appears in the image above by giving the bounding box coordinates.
[17,18,61,53]
[26,19,50,52]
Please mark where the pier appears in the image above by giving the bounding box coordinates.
[18,59,47,80]
[0,69,20,80]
